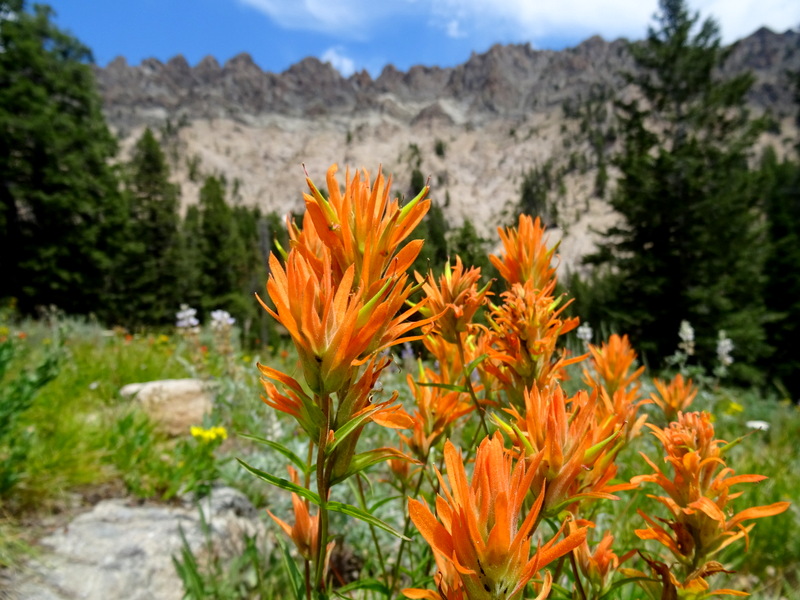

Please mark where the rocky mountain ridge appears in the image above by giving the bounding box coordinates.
[94,28,800,274]
[97,27,800,131]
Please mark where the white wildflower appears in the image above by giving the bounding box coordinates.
[176,304,199,329]
[210,309,235,331]
[678,320,695,356]
[716,330,734,367]
[746,420,770,431]
[576,322,593,345]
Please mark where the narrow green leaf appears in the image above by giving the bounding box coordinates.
[237,434,310,475]
[418,381,467,393]
[369,494,403,513]
[334,578,391,596]
[464,353,489,377]
[598,576,656,599]
[325,409,377,456]
[327,501,410,541]
[237,458,321,504]
[275,534,304,600]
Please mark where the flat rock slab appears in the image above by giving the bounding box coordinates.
[6,487,267,600]
[120,379,214,436]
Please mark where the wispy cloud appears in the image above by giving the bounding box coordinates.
[238,0,799,45]
[321,46,356,77]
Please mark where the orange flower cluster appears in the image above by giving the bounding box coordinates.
[405,434,587,600]
[629,411,789,594]
[258,164,430,468]
[415,256,492,345]
[500,386,633,517]
[574,528,635,597]
[400,365,475,460]
[584,334,649,442]
[650,373,698,421]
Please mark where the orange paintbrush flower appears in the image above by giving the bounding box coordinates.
[407,433,587,600]
[584,334,649,441]
[415,256,492,344]
[500,385,631,516]
[260,249,424,395]
[400,365,475,459]
[574,528,634,595]
[651,373,698,421]
[632,411,790,568]
[267,467,334,562]
[485,280,582,405]
[302,164,430,296]
[490,214,557,290]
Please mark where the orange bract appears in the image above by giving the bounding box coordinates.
[502,385,632,516]
[490,215,557,289]
[302,164,430,296]
[416,256,492,344]
[584,334,648,442]
[633,412,790,569]
[486,280,582,405]
[407,433,587,600]
[651,373,698,421]
[267,467,333,562]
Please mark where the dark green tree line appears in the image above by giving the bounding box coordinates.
[0,0,125,317]
[582,0,770,379]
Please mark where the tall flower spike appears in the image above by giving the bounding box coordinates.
[490,214,558,289]
[407,433,587,600]
[650,373,698,421]
[415,256,492,344]
[632,412,790,570]
[485,280,582,405]
[267,467,335,563]
[302,164,430,296]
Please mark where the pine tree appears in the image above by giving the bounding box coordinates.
[586,0,769,374]
[0,0,125,317]
[120,128,181,326]
[197,176,248,319]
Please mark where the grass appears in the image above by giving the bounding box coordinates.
[1,312,799,599]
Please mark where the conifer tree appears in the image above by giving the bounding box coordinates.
[0,1,124,316]
[197,176,248,318]
[120,128,181,326]
[586,0,769,373]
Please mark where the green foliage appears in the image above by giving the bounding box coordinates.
[197,176,249,318]
[0,331,62,496]
[118,127,182,326]
[434,139,447,158]
[0,0,125,317]
[518,161,559,227]
[758,148,800,399]
[586,0,769,375]
[174,509,277,599]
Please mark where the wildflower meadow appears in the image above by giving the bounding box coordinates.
[0,165,797,600]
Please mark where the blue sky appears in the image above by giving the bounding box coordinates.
[47,0,800,77]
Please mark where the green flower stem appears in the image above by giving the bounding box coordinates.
[313,394,332,593]
[455,334,490,437]
[391,452,430,593]
[356,473,390,588]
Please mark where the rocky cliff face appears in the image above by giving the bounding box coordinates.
[96,28,800,131]
[94,28,800,274]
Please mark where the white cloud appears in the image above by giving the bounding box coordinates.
[445,19,467,38]
[238,0,800,45]
[237,0,417,39]
[428,0,800,44]
[321,46,356,77]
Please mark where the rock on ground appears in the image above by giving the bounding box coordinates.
[119,379,214,436]
[6,487,267,600]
